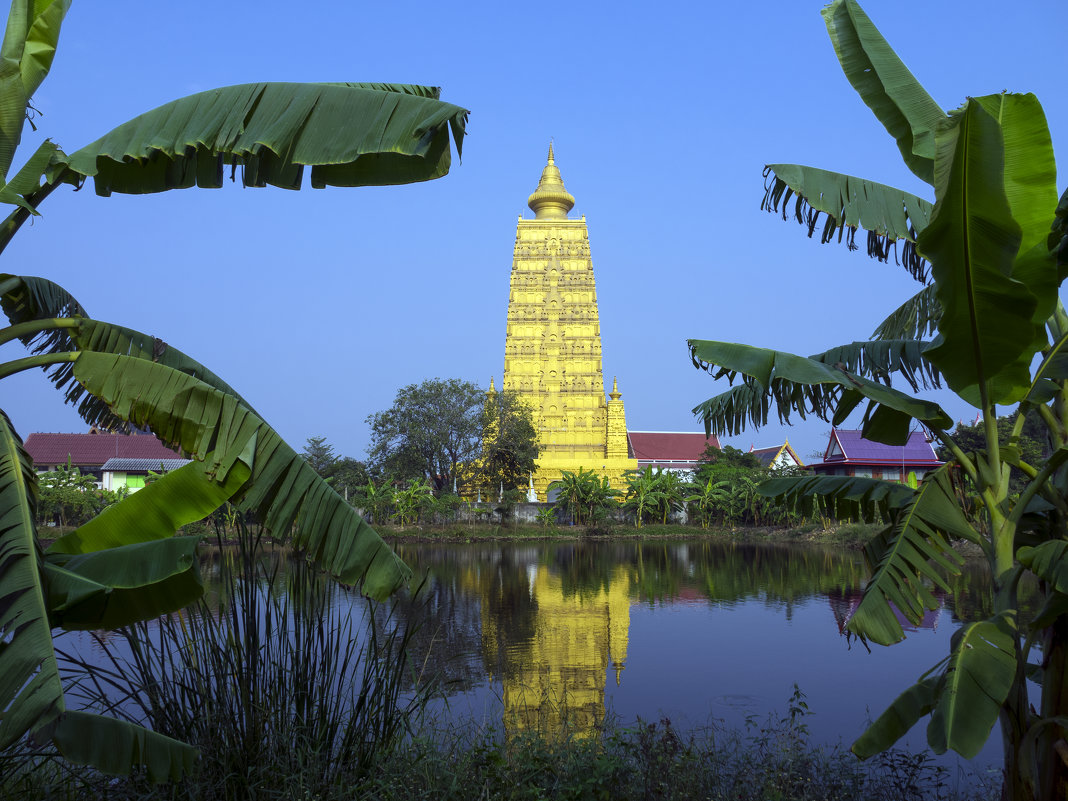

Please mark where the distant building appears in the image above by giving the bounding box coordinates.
[808,428,941,483]
[749,441,805,471]
[101,457,191,492]
[23,431,182,486]
[626,431,721,476]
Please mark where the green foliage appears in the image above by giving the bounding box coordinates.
[391,478,435,525]
[35,462,111,527]
[548,467,621,526]
[479,388,539,495]
[689,2,1066,796]
[940,412,1049,496]
[0,0,468,781]
[301,436,371,502]
[366,378,486,493]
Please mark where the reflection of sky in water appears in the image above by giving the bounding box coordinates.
[59,540,1003,782]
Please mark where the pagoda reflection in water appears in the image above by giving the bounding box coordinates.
[480,561,633,738]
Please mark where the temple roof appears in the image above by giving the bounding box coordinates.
[24,431,182,468]
[527,142,575,219]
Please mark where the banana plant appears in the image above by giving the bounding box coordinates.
[622,466,667,528]
[689,2,1065,798]
[0,0,467,784]
[685,476,730,529]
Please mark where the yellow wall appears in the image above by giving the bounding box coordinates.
[501,146,636,497]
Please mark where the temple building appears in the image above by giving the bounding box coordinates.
[501,145,637,497]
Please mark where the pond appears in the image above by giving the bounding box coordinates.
[59,536,1017,781]
[384,538,1016,775]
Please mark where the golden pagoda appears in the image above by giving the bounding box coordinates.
[502,145,637,498]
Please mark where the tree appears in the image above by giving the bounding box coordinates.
[548,467,620,526]
[36,461,107,526]
[301,436,338,476]
[366,378,484,493]
[941,412,1049,497]
[478,388,539,495]
[366,379,538,497]
[0,0,467,782]
[301,437,369,502]
[622,467,667,528]
[688,2,1065,798]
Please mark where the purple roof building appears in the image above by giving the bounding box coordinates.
[809,428,942,484]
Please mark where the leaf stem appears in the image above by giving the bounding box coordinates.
[0,351,76,381]
[0,317,78,347]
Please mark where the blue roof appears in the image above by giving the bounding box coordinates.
[101,458,191,472]
[824,429,940,465]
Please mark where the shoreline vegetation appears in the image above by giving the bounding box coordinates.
[9,524,998,801]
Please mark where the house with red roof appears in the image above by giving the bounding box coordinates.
[626,431,721,475]
[808,428,941,483]
[24,430,183,486]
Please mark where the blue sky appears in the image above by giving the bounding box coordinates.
[3,1,1066,465]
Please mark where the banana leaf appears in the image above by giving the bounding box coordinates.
[922,99,1048,407]
[0,0,69,180]
[757,473,916,523]
[847,466,977,645]
[0,408,63,750]
[47,453,250,555]
[63,82,468,196]
[821,0,943,185]
[43,536,203,629]
[49,710,196,783]
[689,339,952,444]
[761,164,932,281]
[926,612,1018,758]
[870,285,941,341]
[70,351,410,599]
[853,671,943,759]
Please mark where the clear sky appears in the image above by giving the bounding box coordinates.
[3,1,1065,465]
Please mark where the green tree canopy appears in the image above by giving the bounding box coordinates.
[366,378,484,494]
[479,388,539,494]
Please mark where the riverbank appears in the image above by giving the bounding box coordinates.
[378,520,884,549]
[4,708,998,801]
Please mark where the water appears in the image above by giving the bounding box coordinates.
[387,538,1015,777]
[59,537,1016,781]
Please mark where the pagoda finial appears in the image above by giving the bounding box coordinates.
[527,141,575,220]
[488,376,496,394]
[609,376,621,400]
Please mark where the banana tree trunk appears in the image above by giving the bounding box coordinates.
[1036,608,1068,800]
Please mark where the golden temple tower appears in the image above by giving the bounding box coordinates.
[502,145,637,497]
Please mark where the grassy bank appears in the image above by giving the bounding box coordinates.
[2,706,998,801]
[377,520,884,549]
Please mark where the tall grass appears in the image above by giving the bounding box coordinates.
[50,522,439,800]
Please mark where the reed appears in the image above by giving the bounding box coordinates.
[52,521,439,800]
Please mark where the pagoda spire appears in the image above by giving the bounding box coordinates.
[527,141,575,220]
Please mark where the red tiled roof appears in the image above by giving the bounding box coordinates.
[627,431,721,467]
[24,432,182,468]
